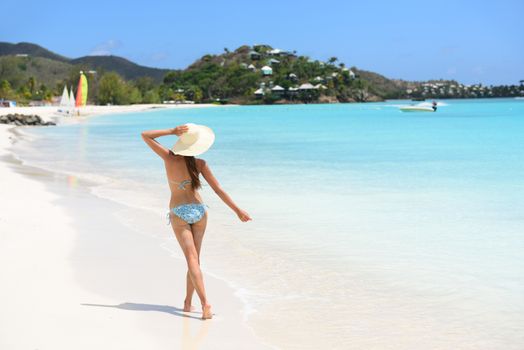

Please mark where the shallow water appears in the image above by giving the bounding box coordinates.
[14,99,524,349]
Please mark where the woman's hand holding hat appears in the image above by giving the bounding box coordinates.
[173,125,189,136]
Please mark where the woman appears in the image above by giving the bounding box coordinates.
[141,123,252,319]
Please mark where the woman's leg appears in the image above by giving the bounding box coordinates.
[184,214,207,311]
[170,214,212,319]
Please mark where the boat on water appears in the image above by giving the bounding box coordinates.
[399,106,436,112]
[400,101,438,112]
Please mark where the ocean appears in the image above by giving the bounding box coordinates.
[13,99,524,349]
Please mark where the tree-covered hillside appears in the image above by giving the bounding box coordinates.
[2,42,519,105]
[160,45,390,104]
[1,42,404,105]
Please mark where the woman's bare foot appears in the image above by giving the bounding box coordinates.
[202,304,212,319]
[183,300,195,312]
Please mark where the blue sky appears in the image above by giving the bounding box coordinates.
[2,0,523,85]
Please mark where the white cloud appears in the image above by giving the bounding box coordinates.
[89,40,122,56]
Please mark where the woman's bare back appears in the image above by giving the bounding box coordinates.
[164,154,204,208]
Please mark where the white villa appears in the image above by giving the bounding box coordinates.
[299,83,316,90]
[254,88,265,97]
[261,66,273,76]
[271,85,285,96]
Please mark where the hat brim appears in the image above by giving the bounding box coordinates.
[172,125,215,156]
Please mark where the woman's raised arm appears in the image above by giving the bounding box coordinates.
[141,125,188,160]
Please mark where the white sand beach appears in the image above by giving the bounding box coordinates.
[0,103,220,123]
[0,108,270,350]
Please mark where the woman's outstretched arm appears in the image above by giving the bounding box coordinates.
[141,125,188,160]
[199,160,252,222]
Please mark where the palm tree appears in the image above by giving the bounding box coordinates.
[328,57,338,65]
[27,76,36,94]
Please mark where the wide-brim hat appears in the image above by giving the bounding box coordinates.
[172,123,215,156]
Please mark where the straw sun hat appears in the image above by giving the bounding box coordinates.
[172,123,215,156]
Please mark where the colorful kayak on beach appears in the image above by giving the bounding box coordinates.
[75,72,88,107]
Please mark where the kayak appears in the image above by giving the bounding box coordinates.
[399,106,436,112]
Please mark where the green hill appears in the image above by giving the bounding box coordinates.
[0,42,69,62]
[0,55,71,89]
[0,41,168,84]
[71,55,168,82]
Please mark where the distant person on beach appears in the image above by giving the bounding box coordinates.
[432,101,438,111]
[141,124,252,319]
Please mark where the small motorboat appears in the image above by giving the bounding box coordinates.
[400,101,438,112]
[399,106,436,112]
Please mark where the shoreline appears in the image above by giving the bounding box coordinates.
[0,114,272,349]
[0,103,222,124]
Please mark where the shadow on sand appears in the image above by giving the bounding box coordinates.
[82,302,212,348]
[81,302,203,320]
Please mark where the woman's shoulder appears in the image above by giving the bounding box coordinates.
[195,157,207,172]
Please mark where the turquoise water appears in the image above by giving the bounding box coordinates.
[15,99,524,349]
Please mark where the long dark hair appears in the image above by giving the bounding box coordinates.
[184,156,201,190]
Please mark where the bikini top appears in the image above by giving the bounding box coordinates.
[169,179,192,190]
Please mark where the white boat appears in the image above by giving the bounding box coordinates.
[57,86,71,115]
[399,106,436,112]
[69,87,76,115]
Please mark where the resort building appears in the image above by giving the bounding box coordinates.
[248,64,256,71]
[299,83,316,90]
[261,66,273,76]
[271,85,285,97]
[268,58,280,65]
[254,88,265,98]
[249,51,261,60]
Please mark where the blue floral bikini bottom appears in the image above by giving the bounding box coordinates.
[168,203,208,225]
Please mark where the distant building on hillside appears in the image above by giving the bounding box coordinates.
[249,51,261,60]
[271,85,285,97]
[268,58,280,65]
[248,64,257,71]
[254,88,265,98]
[261,66,273,76]
[299,83,316,90]
[268,48,291,56]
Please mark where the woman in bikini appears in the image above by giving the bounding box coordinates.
[141,123,252,319]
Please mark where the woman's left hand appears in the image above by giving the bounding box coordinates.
[236,209,252,222]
